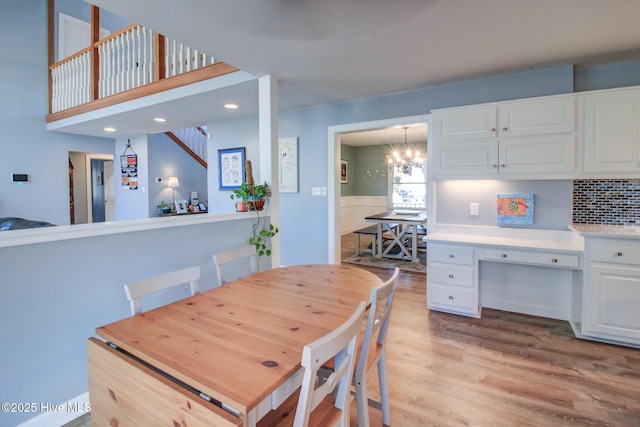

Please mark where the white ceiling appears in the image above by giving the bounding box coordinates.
[70,0,640,139]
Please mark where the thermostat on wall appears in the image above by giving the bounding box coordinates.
[12,173,30,183]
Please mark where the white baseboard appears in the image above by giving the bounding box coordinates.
[17,392,90,427]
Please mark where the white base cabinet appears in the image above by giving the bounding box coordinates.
[427,243,479,317]
[579,237,640,346]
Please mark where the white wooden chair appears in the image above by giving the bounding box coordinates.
[212,245,258,285]
[124,266,200,316]
[355,267,399,427]
[257,301,367,427]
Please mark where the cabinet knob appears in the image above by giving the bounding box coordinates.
[503,127,508,131]
[490,128,496,132]
[501,253,508,258]
[501,163,506,168]
[448,295,454,300]
[448,274,454,279]
[616,252,623,257]
[448,254,455,258]
[551,258,558,263]
[492,164,498,168]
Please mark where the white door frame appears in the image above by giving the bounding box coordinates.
[327,114,430,264]
[85,153,114,223]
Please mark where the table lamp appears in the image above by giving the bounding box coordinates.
[167,176,180,205]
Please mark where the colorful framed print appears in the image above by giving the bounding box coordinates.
[218,147,246,190]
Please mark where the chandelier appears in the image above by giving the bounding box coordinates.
[387,127,424,174]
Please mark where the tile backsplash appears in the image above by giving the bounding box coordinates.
[573,179,640,225]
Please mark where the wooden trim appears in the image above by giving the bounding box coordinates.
[48,0,54,114]
[93,23,139,48]
[46,62,239,123]
[165,132,207,168]
[90,6,100,101]
[49,46,92,70]
[155,34,166,81]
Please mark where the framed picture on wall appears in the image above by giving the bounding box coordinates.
[340,160,348,184]
[218,147,246,190]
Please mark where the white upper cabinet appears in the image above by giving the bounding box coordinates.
[431,96,577,178]
[432,106,497,141]
[498,98,576,137]
[584,89,640,174]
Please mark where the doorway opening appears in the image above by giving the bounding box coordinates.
[327,114,430,264]
[69,152,114,224]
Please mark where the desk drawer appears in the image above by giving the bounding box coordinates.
[590,239,640,265]
[428,244,475,265]
[428,264,475,287]
[480,248,580,269]
[428,283,475,311]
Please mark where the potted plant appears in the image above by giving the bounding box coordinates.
[157,201,172,214]
[231,160,279,268]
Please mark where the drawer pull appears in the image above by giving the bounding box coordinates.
[448,254,455,258]
[501,253,508,258]
[502,127,508,131]
[616,252,623,257]
[448,274,454,279]
[551,258,558,263]
[448,295,454,300]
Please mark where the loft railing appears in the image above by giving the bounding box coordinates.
[49,23,218,114]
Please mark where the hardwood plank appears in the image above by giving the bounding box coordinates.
[342,233,640,426]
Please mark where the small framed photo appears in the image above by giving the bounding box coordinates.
[199,202,207,212]
[340,160,348,184]
[175,200,188,214]
[218,147,246,190]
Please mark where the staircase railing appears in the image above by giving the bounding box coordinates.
[166,126,208,168]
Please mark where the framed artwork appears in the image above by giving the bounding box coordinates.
[174,200,188,214]
[218,147,245,190]
[340,160,348,184]
[278,137,299,193]
[496,193,534,225]
[199,202,207,212]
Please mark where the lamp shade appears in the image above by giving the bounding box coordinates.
[167,176,180,188]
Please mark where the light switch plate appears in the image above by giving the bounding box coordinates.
[469,202,479,216]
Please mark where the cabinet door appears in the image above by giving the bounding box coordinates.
[583,264,640,341]
[498,97,576,137]
[584,90,640,173]
[498,134,576,176]
[432,140,498,177]
[432,106,497,141]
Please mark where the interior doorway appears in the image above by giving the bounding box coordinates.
[327,114,430,264]
[69,152,114,224]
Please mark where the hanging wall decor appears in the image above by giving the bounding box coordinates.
[218,147,245,190]
[496,193,534,225]
[278,137,298,193]
[120,140,138,190]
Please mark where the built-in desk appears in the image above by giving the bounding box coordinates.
[424,228,584,320]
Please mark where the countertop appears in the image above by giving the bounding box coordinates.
[570,224,640,239]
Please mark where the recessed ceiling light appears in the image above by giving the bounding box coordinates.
[104,127,116,132]
[224,103,239,109]
[154,117,166,122]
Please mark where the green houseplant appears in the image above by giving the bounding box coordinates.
[230,160,279,267]
[157,200,172,214]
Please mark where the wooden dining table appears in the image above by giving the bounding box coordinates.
[88,264,383,427]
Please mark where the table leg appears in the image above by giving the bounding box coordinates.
[412,226,418,262]
[376,223,383,258]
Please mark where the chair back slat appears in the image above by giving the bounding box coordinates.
[212,245,258,285]
[124,266,200,316]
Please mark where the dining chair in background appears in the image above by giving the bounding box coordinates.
[355,267,400,427]
[257,301,367,427]
[123,266,200,316]
[212,244,258,285]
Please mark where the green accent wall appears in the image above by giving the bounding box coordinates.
[340,144,392,197]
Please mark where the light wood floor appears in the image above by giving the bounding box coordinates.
[342,233,640,426]
[68,235,640,427]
